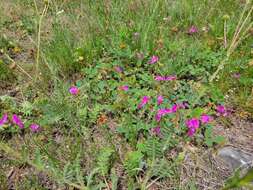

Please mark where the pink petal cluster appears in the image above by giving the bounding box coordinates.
[137,96,150,109]
[69,86,79,95]
[216,105,229,116]
[200,114,212,124]
[157,95,164,105]
[155,108,173,121]
[0,113,8,126]
[12,114,24,129]
[171,104,179,112]
[177,102,189,109]
[115,66,123,73]
[186,118,200,129]
[155,103,183,121]
[188,26,198,34]
[148,55,159,64]
[187,127,197,137]
[186,118,200,137]
[186,114,212,137]
[119,85,129,91]
[155,75,177,81]
[151,126,161,136]
[1,113,41,133]
[30,124,40,133]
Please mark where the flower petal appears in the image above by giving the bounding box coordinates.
[69,86,79,95]
[12,114,24,129]
[30,124,40,133]
[0,113,8,126]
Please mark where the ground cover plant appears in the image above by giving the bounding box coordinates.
[0,0,253,189]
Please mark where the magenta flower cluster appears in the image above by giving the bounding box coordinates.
[69,86,79,95]
[151,126,162,137]
[188,26,198,34]
[216,105,229,116]
[115,66,124,73]
[148,55,159,64]
[0,113,40,133]
[186,118,200,136]
[186,114,213,137]
[157,95,163,105]
[0,113,8,126]
[12,114,24,129]
[137,96,150,109]
[119,85,129,91]
[137,95,188,137]
[136,94,225,137]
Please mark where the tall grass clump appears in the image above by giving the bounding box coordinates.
[43,24,78,79]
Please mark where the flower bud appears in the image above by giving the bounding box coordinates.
[223,14,230,20]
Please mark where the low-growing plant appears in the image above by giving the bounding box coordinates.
[0,0,252,189]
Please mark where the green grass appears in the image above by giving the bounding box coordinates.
[0,0,252,189]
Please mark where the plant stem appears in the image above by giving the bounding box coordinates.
[209,4,252,82]
[4,53,33,80]
[224,20,227,48]
[35,3,49,82]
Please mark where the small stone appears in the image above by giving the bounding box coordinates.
[218,147,253,171]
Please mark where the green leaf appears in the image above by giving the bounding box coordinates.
[33,149,44,171]
[239,168,253,186]
[204,126,225,147]
[191,107,204,117]
[124,151,143,177]
[76,80,82,87]
[214,136,225,144]
[205,138,214,147]
[204,125,213,139]
[97,147,114,176]
[110,169,119,190]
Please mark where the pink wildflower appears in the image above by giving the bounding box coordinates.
[186,118,200,137]
[155,108,172,121]
[182,102,190,109]
[157,95,164,105]
[30,123,40,133]
[69,86,79,95]
[188,26,198,34]
[119,85,129,91]
[0,113,8,126]
[187,127,196,137]
[155,76,165,81]
[171,104,178,113]
[151,126,161,136]
[12,114,24,129]
[186,118,200,130]
[200,114,212,124]
[148,55,159,64]
[177,102,189,109]
[138,96,150,109]
[216,105,228,116]
[115,66,123,73]
[165,75,177,81]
